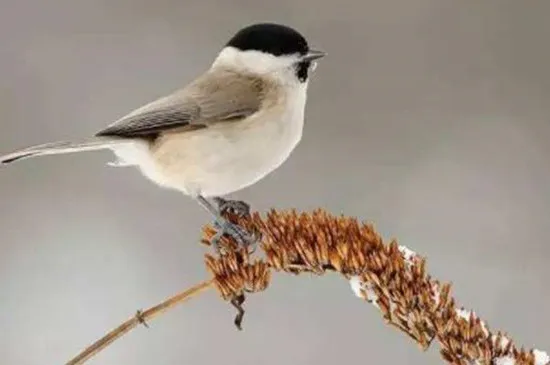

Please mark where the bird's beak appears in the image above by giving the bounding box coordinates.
[301,50,327,62]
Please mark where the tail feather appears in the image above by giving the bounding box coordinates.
[0,138,129,165]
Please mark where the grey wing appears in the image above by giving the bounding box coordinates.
[95,71,264,139]
[95,96,201,138]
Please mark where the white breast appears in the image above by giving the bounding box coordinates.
[139,82,308,197]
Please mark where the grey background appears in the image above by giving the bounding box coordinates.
[1,0,549,364]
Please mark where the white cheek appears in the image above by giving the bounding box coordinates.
[213,47,297,75]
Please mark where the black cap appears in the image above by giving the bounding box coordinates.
[226,23,309,57]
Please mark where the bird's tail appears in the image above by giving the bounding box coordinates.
[0,137,130,165]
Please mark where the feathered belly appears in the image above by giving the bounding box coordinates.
[147,113,304,197]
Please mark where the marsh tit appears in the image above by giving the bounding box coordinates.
[0,23,325,250]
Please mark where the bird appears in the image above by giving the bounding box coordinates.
[0,22,325,251]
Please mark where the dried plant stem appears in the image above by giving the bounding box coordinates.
[66,279,214,365]
[64,208,548,365]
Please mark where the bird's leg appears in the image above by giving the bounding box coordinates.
[195,195,256,252]
[212,197,250,217]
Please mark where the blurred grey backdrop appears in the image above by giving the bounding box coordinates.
[1,0,549,364]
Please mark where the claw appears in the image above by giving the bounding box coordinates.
[211,218,256,252]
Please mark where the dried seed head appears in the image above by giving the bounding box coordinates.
[201,208,548,365]
[204,249,270,301]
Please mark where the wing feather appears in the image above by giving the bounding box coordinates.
[95,70,264,139]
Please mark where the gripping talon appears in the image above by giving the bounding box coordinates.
[195,195,257,252]
[212,218,256,251]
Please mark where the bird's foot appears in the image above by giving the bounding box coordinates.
[211,217,257,253]
[213,197,250,217]
[195,195,258,253]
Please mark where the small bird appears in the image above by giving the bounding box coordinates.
[0,23,325,250]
